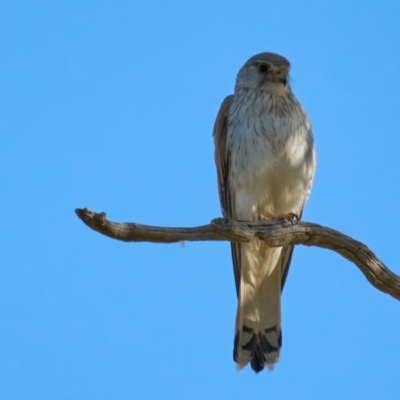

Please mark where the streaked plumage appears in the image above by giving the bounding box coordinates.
[213,52,316,372]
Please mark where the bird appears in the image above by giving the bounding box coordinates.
[213,52,316,373]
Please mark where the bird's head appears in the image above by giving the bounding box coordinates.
[235,52,291,94]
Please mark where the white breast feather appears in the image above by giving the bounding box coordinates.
[227,89,315,221]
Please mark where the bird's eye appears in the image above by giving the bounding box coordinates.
[258,64,270,73]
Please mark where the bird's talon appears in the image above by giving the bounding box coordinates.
[258,212,299,224]
[285,212,299,225]
[258,213,274,221]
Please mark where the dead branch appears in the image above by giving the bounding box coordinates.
[75,207,400,301]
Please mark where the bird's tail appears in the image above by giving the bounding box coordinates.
[234,243,283,373]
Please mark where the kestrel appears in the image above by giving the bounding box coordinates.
[213,52,316,373]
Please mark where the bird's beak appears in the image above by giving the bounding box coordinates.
[276,73,287,86]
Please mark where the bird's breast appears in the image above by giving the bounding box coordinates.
[227,90,315,219]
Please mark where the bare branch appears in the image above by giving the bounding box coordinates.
[75,207,400,301]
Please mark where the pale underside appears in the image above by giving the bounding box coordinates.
[214,88,315,372]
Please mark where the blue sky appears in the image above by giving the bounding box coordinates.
[1,1,400,399]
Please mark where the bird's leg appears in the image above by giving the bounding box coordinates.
[258,212,299,224]
[258,212,275,221]
[280,212,299,223]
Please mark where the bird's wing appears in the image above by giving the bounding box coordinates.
[213,95,241,295]
[213,95,233,217]
[280,154,316,290]
[280,241,296,291]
